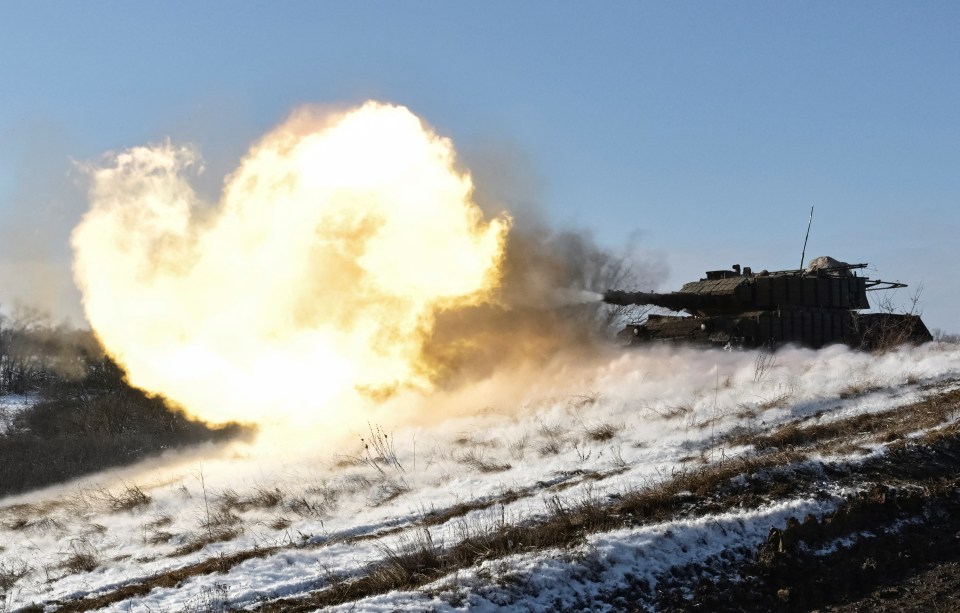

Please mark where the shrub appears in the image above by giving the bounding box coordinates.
[0,356,250,498]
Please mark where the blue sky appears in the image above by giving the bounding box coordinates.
[1,2,958,331]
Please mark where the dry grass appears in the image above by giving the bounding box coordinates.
[171,498,245,556]
[753,348,778,383]
[566,393,603,411]
[20,516,64,533]
[144,514,172,529]
[143,516,175,545]
[146,530,175,545]
[455,449,511,473]
[372,528,442,587]
[609,444,627,469]
[218,486,284,514]
[52,543,284,612]
[508,434,530,460]
[0,558,29,592]
[421,495,516,529]
[250,486,284,509]
[295,482,342,516]
[270,516,292,530]
[645,403,691,420]
[3,515,29,532]
[256,454,802,612]
[331,454,364,469]
[361,423,404,475]
[837,380,881,399]
[173,528,242,557]
[61,538,99,574]
[306,480,342,498]
[104,484,151,512]
[584,421,622,442]
[729,386,960,455]
[204,506,242,530]
[452,435,499,449]
[536,420,567,456]
[757,392,792,411]
[371,479,410,506]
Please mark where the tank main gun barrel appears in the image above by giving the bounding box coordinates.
[603,290,659,306]
[603,289,721,313]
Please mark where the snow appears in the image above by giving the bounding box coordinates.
[335,496,836,612]
[0,394,37,434]
[1,342,959,611]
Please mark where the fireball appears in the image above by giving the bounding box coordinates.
[72,101,510,427]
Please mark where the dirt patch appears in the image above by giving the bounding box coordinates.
[729,386,960,455]
[47,545,281,612]
[657,436,960,611]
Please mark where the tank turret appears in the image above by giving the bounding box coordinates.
[605,257,931,349]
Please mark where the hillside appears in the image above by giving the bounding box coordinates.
[2,341,960,612]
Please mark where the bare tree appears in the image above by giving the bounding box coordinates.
[0,304,100,396]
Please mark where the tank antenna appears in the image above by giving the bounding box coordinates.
[799,205,814,270]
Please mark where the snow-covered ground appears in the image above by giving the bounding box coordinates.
[0,394,37,435]
[2,342,959,611]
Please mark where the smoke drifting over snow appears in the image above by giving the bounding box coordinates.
[418,227,665,389]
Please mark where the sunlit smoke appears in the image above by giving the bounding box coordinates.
[414,228,665,389]
[72,101,509,428]
[548,288,604,306]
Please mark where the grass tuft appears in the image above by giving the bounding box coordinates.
[105,484,151,512]
[455,449,512,473]
[371,479,410,506]
[537,420,567,456]
[173,528,241,557]
[508,434,530,460]
[372,528,442,588]
[61,538,99,574]
[584,421,622,442]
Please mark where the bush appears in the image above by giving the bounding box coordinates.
[0,355,250,498]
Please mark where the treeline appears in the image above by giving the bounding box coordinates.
[0,304,100,396]
[0,306,250,498]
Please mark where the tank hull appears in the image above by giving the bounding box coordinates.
[620,311,931,350]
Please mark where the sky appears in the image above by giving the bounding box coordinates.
[1,2,958,331]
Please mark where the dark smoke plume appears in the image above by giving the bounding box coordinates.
[418,225,666,388]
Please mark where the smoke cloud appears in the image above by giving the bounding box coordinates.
[418,227,665,388]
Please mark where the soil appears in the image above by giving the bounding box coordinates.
[658,430,960,612]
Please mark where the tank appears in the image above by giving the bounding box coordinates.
[603,256,932,349]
